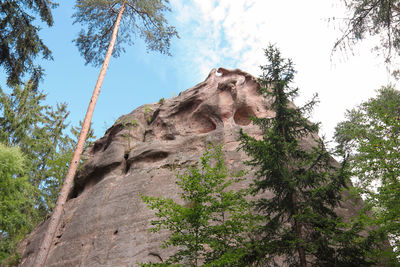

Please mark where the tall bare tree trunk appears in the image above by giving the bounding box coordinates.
[33,4,126,267]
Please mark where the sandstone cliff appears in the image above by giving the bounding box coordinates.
[17,68,363,266]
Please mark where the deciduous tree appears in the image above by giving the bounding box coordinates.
[0,144,35,264]
[141,145,257,266]
[335,86,400,258]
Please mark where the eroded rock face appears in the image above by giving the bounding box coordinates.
[18,68,362,267]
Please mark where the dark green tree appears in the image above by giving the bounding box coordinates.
[34,1,178,265]
[334,0,400,65]
[140,145,258,267]
[0,79,95,216]
[0,0,57,85]
[0,143,35,264]
[0,79,96,265]
[0,80,69,215]
[239,45,382,266]
[335,86,400,258]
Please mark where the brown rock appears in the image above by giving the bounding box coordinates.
[18,68,366,266]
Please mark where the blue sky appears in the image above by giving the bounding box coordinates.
[13,0,397,140]
[36,1,188,137]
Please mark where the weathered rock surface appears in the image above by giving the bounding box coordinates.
[18,68,363,266]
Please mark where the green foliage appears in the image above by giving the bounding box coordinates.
[158,97,165,105]
[45,120,96,210]
[117,116,138,150]
[144,105,154,124]
[239,45,382,266]
[1,252,21,267]
[335,0,400,64]
[130,119,139,128]
[0,80,95,216]
[335,86,400,258]
[0,80,96,264]
[117,116,139,128]
[140,145,258,266]
[0,0,57,85]
[0,80,68,215]
[73,0,178,66]
[0,144,35,263]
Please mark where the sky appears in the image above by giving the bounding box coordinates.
[18,0,398,142]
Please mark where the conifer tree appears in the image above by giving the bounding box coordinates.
[0,79,95,221]
[73,0,178,66]
[239,45,381,266]
[0,0,57,85]
[34,1,178,266]
[0,80,70,215]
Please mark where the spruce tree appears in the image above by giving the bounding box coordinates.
[0,80,68,214]
[0,0,57,85]
[0,79,95,218]
[239,45,381,266]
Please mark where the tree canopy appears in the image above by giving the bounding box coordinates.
[0,143,35,264]
[335,0,400,64]
[0,79,95,264]
[0,80,70,215]
[73,0,178,66]
[0,0,57,85]
[141,145,257,266]
[335,86,400,258]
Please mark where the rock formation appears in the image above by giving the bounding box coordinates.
[18,68,364,266]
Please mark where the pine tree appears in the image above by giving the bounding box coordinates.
[34,1,178,266]
[73,0,178,66]
[239,45,381,266]
[0,0,57,85]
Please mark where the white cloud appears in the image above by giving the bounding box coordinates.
[170,0,398,141]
